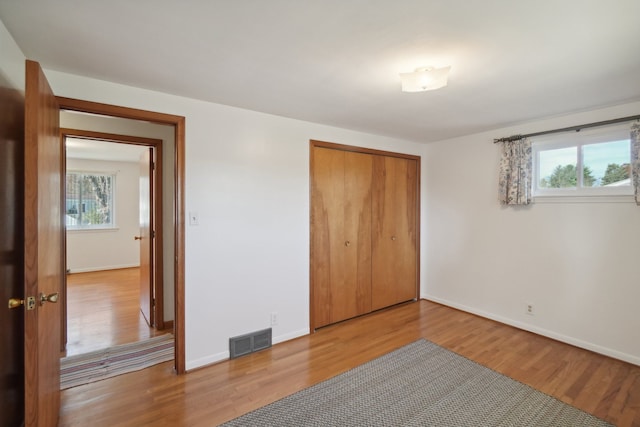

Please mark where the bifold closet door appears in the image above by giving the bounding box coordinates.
[311,147,372,329]
[371,155,418,311]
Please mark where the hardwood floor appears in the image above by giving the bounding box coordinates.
[59,300,640,426]
[63,268,168,357]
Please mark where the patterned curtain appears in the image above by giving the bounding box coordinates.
[632,121,640,205]
[498,138,532,205]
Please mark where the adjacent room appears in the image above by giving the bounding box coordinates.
[64,138,151,352]
[1,1,639,426]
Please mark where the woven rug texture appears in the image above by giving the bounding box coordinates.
[221,339,612,427]
[60,333,174,389]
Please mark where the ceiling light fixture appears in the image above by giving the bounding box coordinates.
[400,66,451,92]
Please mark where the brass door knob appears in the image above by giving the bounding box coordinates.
[40,292,59,305]
[8,298,24,309]
[345,241,351,247]
[391,236,397,241]
[134,236,142,240]
[9,296,36,310]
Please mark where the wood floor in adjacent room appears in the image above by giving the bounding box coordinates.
[59,300,640,427]
[64,268,168,357]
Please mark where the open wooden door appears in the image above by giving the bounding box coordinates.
[23,60,63,426]
[138,147,154,326]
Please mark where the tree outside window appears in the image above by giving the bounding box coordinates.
[533,130,632,197]
[66,172,115,229]
[601,163,630,186]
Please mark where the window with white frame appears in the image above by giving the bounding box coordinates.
[66,171,116,229]
[532,124,632,197]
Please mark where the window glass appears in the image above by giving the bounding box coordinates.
[532,123,632,197]
[538,146,577,189]
[582,140,630,187]
[66,172,115,229]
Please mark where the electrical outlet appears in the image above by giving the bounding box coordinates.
[270,312,278,326]
[526,303,534,316]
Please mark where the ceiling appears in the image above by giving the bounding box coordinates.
[2,0,639,143]
[66,138,147,162]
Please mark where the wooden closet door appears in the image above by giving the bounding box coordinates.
[371,155,418,310]
[311,147,372,329]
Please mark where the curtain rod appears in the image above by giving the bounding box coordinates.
[493,114,640,143]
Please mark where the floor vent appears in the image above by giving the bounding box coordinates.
[229,328,272,359]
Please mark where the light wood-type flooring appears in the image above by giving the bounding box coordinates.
[63,267,168,357]
[60,300,640,426]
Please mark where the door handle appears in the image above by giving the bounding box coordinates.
[8,296,36,310]
[8,298,23,309]
[40,292,59,305]
[134,236,142,240]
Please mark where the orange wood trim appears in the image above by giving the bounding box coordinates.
[56,97,184,125]
[61,135,67,352]
[162,320,174,331]
[61,128,162,146]
[310,139,421,161]
[174,116,186,374]
[308,143,316,332]
[154,143,164,330]
[57,97,186,374]
[415,156,421,302]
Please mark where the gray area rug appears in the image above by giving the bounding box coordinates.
[221,339,612,426]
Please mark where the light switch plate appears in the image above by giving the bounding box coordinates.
[189,211,199,226]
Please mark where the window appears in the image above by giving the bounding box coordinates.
[66,172,115,229]
[532,124,632,197]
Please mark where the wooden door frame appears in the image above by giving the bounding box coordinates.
[60,129,166,351]
[57,97,186,374]
[309,140,421,332]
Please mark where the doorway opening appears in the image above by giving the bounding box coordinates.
[56,98,186,374]
[61,132,171,358]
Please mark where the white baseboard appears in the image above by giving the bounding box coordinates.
[67,263,140,274]
[186,328,309,372]
[273,328,308,346]
[186,351,229,371]
[423,295,640,366]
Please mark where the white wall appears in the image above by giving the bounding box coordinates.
[423,101,640,365]
[66,158,141,272]
[0,17,24,90]
[42,69,425,370]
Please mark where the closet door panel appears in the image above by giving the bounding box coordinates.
[371,155,418,310]
[344,151,372,318]
[311,147,344,328]
[311,147,372,328]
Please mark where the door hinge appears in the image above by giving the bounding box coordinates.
[152,230,156,239]
[152,298,156,307]
[151,161,155,170]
